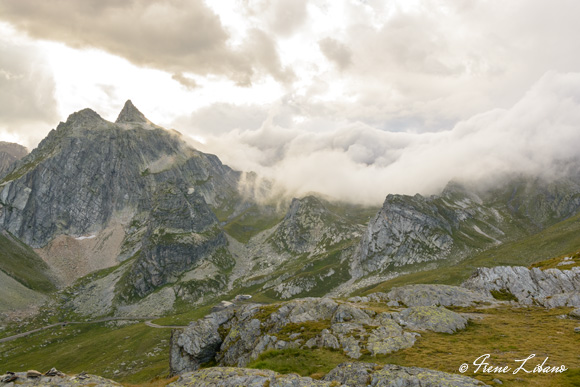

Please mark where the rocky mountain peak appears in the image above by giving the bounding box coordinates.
[65,108,105,127]
[115,100,149,124]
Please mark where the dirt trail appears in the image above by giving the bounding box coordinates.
[0,316,185,343]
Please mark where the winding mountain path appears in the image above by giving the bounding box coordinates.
[0,317,186,344]
[144,320,187,329]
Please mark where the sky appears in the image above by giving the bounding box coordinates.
[1,0,580,204]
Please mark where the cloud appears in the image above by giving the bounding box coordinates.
[319,37,352,71]
[171,73,198,90]
[0,29,59,146]
[0,0,291,86]
[267,0,309,36]
[301,0,580,132]
[172,103,269,135]
[190,71,580,205]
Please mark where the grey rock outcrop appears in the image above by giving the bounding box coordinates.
[396,306,468,333]
[366,321,418,355]
[168,363,488,387]
[123,184,229,298]
[462,266,580,308]
[385,284,493,307]
[353,178,580,277]
[353,184,506,275]
[170,308,235,374]
[324,363,488,387]
[0,371,120,386]
[168,367,344,387]
[323,363,486,387]
[171,297,471,375]
[271,196,362,255]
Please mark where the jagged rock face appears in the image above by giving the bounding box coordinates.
[0,104,239,248]
[271,196,361,254]
[462,266,580,308]
[354,178,580,276]
[170,295,472,374]
[0,141,27,178]
[357,193,455,272]
[354,187,498,274]
[484,176,580,229]
[122,183,228,297]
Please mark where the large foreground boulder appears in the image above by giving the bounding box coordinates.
[170,298,471,374]
[325,363,488,386]
[168,363,488,387]
[168,367,343,387]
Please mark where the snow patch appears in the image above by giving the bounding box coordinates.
[472,225,500,244]
[75,234,96,240]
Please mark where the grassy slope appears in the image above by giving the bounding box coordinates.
[0,269,46,311]
[0,321,172,385]
[357,210,580,295]
[222,204,284,243]
[0,231,57,294]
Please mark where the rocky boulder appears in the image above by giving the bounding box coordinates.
[324,362,488,386]
[462,266,580,308]
[385,284,493,307]
[395,306,468,334]
[170,297,471,375]
[168,363,489,387]
[0,370,120,386]
[168,367,343,387]
[170,308,235,374]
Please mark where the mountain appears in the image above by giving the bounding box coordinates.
[2,102,580,386]
[0,101,247,314]
[347,178,580,290]
[0,141,27,177]
[2,101,580,320]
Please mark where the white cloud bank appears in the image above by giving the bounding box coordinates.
[192,71,580,204]
[1,0,580,205]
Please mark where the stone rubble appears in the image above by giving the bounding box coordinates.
[0,369,120,386]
